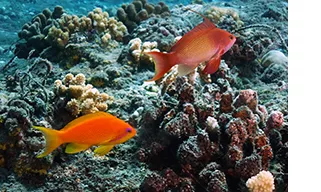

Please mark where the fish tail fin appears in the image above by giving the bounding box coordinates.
[33,126,63,158]
[145,51,177,81]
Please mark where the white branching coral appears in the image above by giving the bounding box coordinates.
[246,170,275,192]
[54,73,114,117]
[128,37,160,62]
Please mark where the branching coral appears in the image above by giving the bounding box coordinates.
[15,6,128,59]
[246,170,275,192]
[54,73,113,117]
[46,7,128,48]
[126,37,161,71]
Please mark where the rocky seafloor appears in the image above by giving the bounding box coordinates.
[0,0,287,191]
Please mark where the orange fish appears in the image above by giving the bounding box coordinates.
[33,112,136,158]
[145,10,236,81]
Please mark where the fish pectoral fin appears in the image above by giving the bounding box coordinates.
[203,56,221,74]
[177,64,198,77]
[65,143,91,154]
[94,144,115,156]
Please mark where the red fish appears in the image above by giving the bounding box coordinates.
[145,10,236,81]
[33,112,136,158]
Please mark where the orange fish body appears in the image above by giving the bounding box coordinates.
[145,12,236,81]
[33,112,136,158]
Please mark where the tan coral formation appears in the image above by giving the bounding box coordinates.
[54,73,113,116]
[204,6,243,27]
[45,7,128,48]
[129,37,160,63]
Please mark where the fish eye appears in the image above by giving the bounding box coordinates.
[126,128,132,133]
[229,35,234,40]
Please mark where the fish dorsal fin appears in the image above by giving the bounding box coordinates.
[61,112,113,131]
[171,13,216,52]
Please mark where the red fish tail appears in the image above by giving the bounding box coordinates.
[145,51,177,81]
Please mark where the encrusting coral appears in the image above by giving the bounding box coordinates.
[0,68,54,179]
[54,73,114,117]
[261,50,288,68]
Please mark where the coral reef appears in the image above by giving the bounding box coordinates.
[118,35,183,75]
[0,0,288,191]
[54,73,113,117]
[204,6,244,31]
[128,38,159,63]
[118,37,160,71]
[116,0,170,32]
[260,50,288,84]
[16,6,65,57]
[135,60,286,191]
[0,67,53,180]
[261,50,288,68]
[130,16,191,51]
[45,7,128,48]
[15,6,128,59]
[199,162,228,192]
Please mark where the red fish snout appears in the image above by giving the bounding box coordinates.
[224,34,236,54]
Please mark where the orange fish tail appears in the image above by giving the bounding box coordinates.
[33,126,63,158]
[145,51,177,81]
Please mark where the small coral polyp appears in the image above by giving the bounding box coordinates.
[54,73,113,116]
